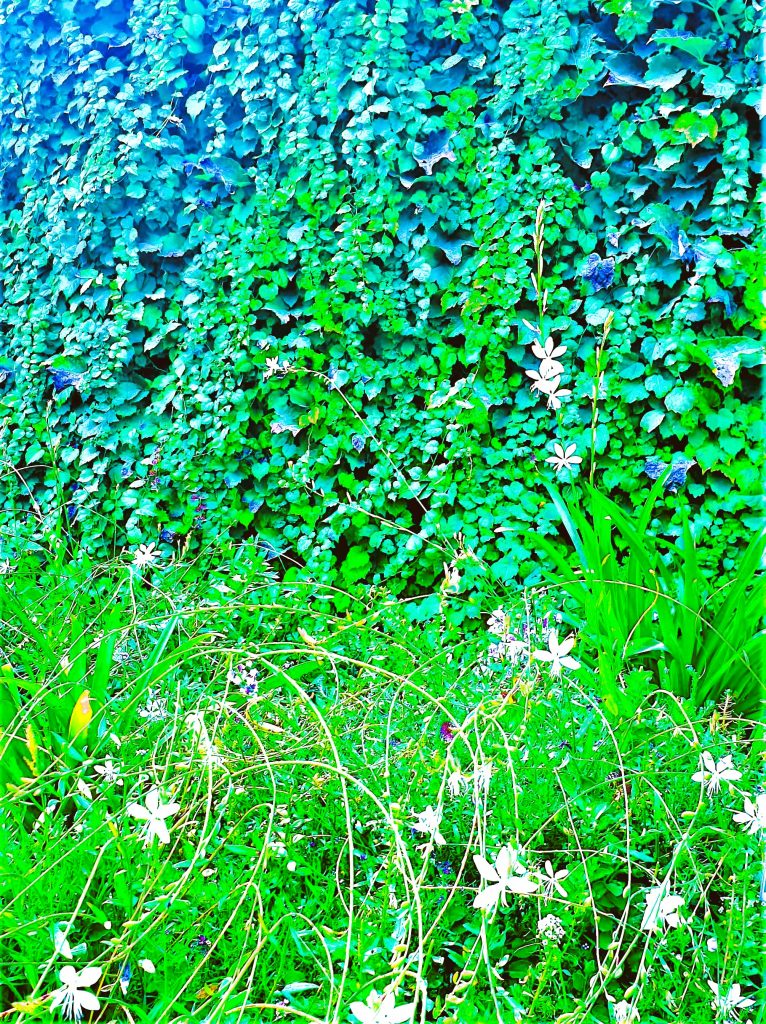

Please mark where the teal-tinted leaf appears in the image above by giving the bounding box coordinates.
[640,410,665,433]
[664,388,695,414]
[181,13,205,38]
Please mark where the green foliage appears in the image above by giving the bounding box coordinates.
[0,551,763,1022]
[0,0,761,591]
[538,480,766,717]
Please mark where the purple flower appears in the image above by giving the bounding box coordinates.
[159,528,176,543]
[581,254,615,291]
[50,368,83,393]
[665,459,695,493]
[351,434,366,452]
[440,721,455,744]
[644,457,667,480]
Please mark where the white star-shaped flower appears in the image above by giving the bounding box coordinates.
[531,336,567,362]
[133,543,158,568]
[349,989,415,1024]
[546,443,582,473]
[50,966,102,1021]
[708,980,755,1020]
[691,751,741,796]
[640,887,685,932]
[94,757,123,787]
[473,844,540,910]
[532,631,580,676]
[540,859,569,899]
[732,792,766,834]
[127,788,180,846]
[412,805,445,845]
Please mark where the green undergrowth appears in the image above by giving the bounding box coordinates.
[0,546,763,1024]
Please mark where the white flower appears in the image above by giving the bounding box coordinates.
[133,543,157,568]
[532,631,580,676]
[708,980,755,1020]
[732,793,766,834]
[531,336,567,363]
[263,356,293,380]
[349,989,414,1024]
[527,370,562,395]
[546,443,582,473]
[50,966,102,1021]
[538,913,565,944]
[473,844,540,910]
[640,887,685,932]
[442,561,460,591]
[546,384,572,411]
[412,805,445,845]
[692,752,741,796]
[94,758,123,787]
[138,958,156,973]
[540,859,569,899]
[447,770,468,798]
[487,608,510,636]
[127,788,180,846]
[474,762,493,796]
[53,924,73,959]
[613,999,640,1024]
[137,693,168,722]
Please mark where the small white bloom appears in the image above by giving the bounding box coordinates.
[447,770,468,798]
[538,913,565,944]
[94,758,123,787]
[732,792,766,834]
[474,762,493,796]
[708,980,755,1020]
[546,443,582,473]
[613,999,640,1024]
[487,608,510,636]
[133,543,158,568]
[50,965,102,1021]
[540,859,569,899]
[640,887,685,932]
[53,924,73,959]
[527,370,561,395]
[707,936,718,952]
[138,958,156,973]
[692,751,741,796]
[546,384,572,411]
[473,844,540,911]
[349,989,414,1024]
[531,336,567,362]
[137,693,168,722]
[442,561,460,591]
[263,356,293,381]
[127,788,180,846]
[76,779,93,800]
[532,631,580,676]
[412,805,445,845]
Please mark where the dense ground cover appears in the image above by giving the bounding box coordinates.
[0,531,763,1023]
[0,0,762,590]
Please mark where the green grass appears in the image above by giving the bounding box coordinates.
[0,542,763,1024]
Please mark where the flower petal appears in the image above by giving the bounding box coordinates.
[77,992,101,1012]
[77,966,102,986]
[473,854,500,884]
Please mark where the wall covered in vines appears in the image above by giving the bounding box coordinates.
[0,0,761,593]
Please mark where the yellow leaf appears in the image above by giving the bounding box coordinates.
[23,724,39,776]
[68,690,92,742]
